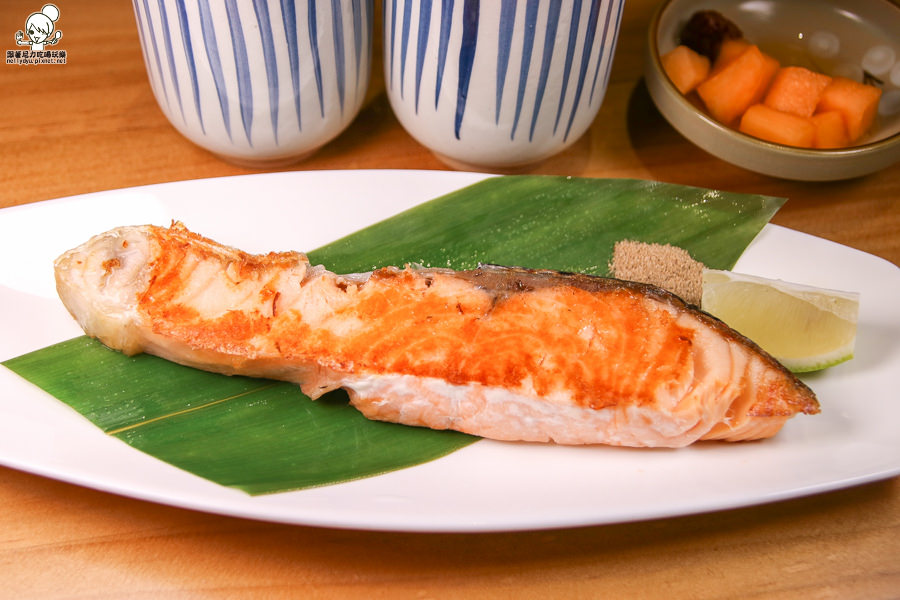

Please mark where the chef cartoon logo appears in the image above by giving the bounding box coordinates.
[6,3,67,65]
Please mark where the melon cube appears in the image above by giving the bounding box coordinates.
[711,38,752,75]
[739,103,816,147]
[764,66,832,117]
[816,77,882,142]
[811,111,850,148]
[661,45,711,94]
[697,44,779,125]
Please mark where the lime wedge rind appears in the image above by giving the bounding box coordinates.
[782,351,854,374]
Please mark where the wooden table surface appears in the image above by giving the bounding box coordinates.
[1,0,898,598]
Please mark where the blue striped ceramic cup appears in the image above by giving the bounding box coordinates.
[384,0,624,170]
[132,0,373,167]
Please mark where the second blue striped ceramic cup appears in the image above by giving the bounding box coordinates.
[132,0,373,167]
[384,0,624,170]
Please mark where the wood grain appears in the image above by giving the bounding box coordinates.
[2,466,898,599]
[1,0,898,597]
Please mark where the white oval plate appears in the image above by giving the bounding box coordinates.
[1,170,898,532]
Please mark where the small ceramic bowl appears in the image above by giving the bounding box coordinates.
[644,0,900,181]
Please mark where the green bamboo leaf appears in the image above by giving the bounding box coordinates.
[311,176,779,274]
[5,337,476,495]
[3,176,784,495]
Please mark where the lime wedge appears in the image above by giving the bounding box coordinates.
[701,269,860,372]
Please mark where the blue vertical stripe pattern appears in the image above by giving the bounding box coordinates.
[131,0,153,82]
[330,0,347,113]
[529,0,561,141]
[307,2,326,117]
[384,0,623,163]
[352,0,363,89]
[253,0,279,143]
[495,0,516,124]
[554,0,582,134]
[399,0,413,98]
[563,0,601,141]
[509,0,539,140]
[225,0,254,145]
[280,0,303,129]
[588,0,614,104]
[435,0,454,108]
[140,0,171,114]
[134,0,371,154]
[197,0,232,140]
[365,0,373,75]
[455,0,478,139]
[590,0,623,104]
[413,0,432,113]
[156,0,184,121]
[388,0,397,89]
[173,0,205,133]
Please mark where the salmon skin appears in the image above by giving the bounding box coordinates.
[54,222,819,448]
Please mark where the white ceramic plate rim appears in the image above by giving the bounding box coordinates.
[1,170,898,532]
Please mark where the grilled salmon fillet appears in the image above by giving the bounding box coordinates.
[54,223,819,447]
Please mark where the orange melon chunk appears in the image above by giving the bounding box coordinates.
[661,45,711,94]
[764,66,832,117]
[816,77,882,142]
[710,38,752,75]
[697,44,779,125]
[811,111,850,149]
[739,104,816,147]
